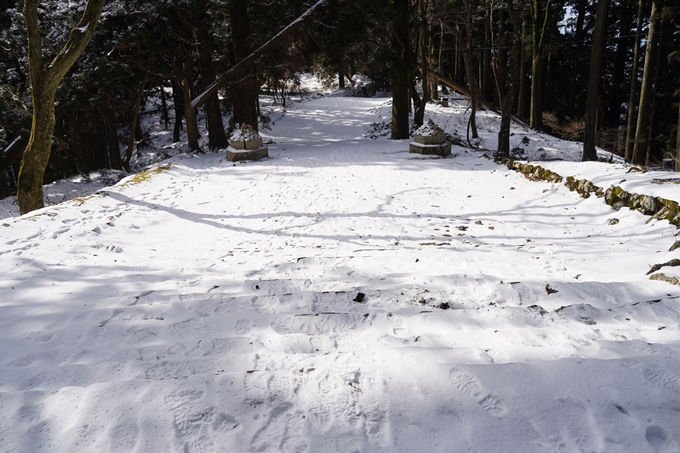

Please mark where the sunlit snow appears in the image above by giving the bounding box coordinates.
[1,85,679,452]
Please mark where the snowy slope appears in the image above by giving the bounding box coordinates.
[1,96,680,453]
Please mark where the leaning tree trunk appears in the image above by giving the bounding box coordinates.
[632,0,660,166]
[18,0,106,214]
[582,0,609,162]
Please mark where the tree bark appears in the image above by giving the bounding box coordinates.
[624,0,645,162]
[516,31,528,119]
[606,2,633,129]
[529,0,551,131]
[440,0,480,138]
[18,0,106,214]
[191,0,327,112]
[195,3,228,149]
[413,0,430,129]
[98,107,122,171]
[172,79,184,143]
[482,1,493,101]
[391,0,411,139]
[123,69,150,170]
[182,73,201,151]
[676,96,680,171]
[582,0,609,161]
[497,0,522,157]
[566,0,586,119]
[632,0,660,165]
[495,9,508,106]
[228,0,259,131]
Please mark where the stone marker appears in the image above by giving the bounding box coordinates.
[226,123,269,162]
[409,119,451,157]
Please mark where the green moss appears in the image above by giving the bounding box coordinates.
[120,164,172,187]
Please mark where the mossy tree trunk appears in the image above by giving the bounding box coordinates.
[18,0,106,215]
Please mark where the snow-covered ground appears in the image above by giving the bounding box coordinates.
[1,92,680,453]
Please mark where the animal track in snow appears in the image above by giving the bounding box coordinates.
[449,366,508,417]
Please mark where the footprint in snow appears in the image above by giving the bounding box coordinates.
[646,425,679,453]
[449,366,508,417]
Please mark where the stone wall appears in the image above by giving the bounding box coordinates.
[500,158,680,228]
[499,158,680,285]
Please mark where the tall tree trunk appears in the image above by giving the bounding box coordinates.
[676,97,680,171]
[495,9,508,106]
[123,69,150,170]
[440,0,480,138]
[632,0,660,166]
[337,49,346,89]
[582,0,609,161]
[229,0,259,131]
[606,3,633,129]
[172,79,184,143]
[196,5,228,149]
[543,51,552,112]
[497,0,522,157]
[18,0,106,214]
[182,73,201,151]
[160,84,170,130]
[645,27,663,166]
[625,0,645,162]
[413,0,430,129]
[516,32,528,119]
[482,0,493,101]
[566,0,586,118]
[391,0,411,139]
[529,0,551,131]
[98,107,122,170]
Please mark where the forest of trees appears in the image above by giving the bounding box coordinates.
[0,0,679,213]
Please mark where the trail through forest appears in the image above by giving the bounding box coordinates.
[1,96,680,452]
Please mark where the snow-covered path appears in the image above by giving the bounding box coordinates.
[1,97,680,452]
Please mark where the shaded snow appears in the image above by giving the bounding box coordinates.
[1,93,680,453]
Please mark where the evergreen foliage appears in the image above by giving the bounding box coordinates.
[1,0,679,210]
